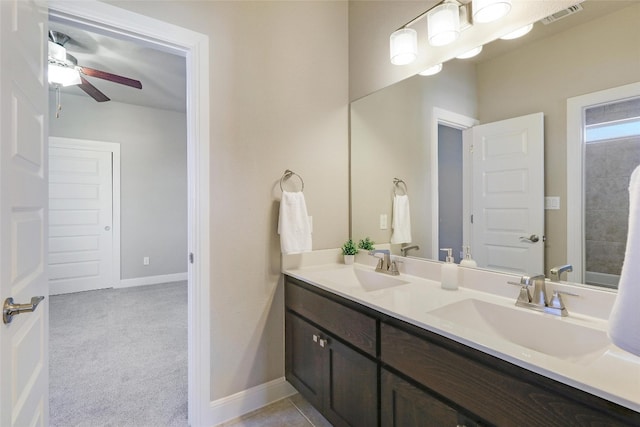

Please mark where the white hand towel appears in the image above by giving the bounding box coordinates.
[608,164,640,356]
[278,191,312,254]
[391,194,412,244]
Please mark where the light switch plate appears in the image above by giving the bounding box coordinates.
[380,214,388,230]
[545,196,561,210]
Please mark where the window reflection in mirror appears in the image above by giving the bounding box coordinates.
[584,98,640,289]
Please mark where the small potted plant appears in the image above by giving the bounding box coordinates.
[358,237,375,251]
[341,239,358,265]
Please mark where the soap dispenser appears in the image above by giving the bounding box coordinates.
[460,245,477,268]
[440,248,459,290]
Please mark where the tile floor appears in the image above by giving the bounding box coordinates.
[219,394,333,427]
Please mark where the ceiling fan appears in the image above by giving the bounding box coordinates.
[48,31,143,103]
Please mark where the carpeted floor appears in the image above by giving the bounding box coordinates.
[49,281,188,427]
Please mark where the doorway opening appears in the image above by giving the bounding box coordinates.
[46,2,211,424]
[437,124,464,262]
[430,108,478,261]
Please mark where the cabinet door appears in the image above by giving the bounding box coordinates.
[285,312,324,409]
[323,337,378,427]
[381,369,475,427]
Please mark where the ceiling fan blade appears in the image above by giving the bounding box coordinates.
[80,66,142,89]
[78,76,110,102]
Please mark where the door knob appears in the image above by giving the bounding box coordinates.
[3,296,45,324]
[104,226,111,231]
[519,234,539,243]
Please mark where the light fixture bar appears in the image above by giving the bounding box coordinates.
[394,0,467,32]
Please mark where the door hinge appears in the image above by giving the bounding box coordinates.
[189,253,194,264]
[470,214,474,224]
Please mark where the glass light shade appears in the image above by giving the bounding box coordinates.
[427,2,460,47]
[472,0,512,23]
[48,41,67,62]
[456,46,483,59]
[390,28,418,65]
[500,23,534,40]
[48,64,81,86]
[418,63,443,76]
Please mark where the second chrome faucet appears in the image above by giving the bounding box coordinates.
[368,249,400,276]
[508,274,578,317]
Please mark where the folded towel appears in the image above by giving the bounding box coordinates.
[278,191,312,254]
[391,194,412,244]
[608,164,640,356]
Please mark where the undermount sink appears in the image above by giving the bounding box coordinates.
[428,299,610,361]
[313,267,409,292]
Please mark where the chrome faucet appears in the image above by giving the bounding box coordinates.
[368,249,400,276]
[508,274,577,317]
[400,245,420,256]
[550,264,573,282]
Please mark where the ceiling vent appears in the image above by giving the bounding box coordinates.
[540,2,584,25]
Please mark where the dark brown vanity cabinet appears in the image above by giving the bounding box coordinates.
[381,368,478,427]
[285,275,640,427]
[285,277,378,427]
[380,323,640,427]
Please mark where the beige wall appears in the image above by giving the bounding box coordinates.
[476,3,640,274]
[349,0,579,101]
[107,0,349,400]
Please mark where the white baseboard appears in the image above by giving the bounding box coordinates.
[117,272,188,288]
[206,377,297,426]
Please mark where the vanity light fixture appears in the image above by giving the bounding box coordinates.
[419,63,443,76]
[390,28,418,65]
[472,0,512,23]
[427,1,461,47]
[500,23,534,40]
[456,45,483,59]
[390,0,512,65]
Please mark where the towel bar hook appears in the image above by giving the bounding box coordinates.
[393,178,408,196]
[280,169,304,192]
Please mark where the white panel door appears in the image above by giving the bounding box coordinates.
[0,0,49,426]
[472,113,544,274]
[49,147,113,294]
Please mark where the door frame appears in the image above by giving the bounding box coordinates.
[566,81,640,283]
[430,108,478,260]
[47,1,211,424]
[49,137,121,291]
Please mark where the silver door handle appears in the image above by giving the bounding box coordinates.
[520,234,539,243]
[3,296,45,324]
[104,226,111,231]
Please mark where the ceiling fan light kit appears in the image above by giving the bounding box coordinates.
[47,31,143,104]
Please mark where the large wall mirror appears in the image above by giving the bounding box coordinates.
[351,0,640,288]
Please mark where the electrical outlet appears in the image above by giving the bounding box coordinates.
[143,257,150,265]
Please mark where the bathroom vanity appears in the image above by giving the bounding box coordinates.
[283,254,640,427]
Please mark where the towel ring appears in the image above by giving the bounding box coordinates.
[280,169,304,192]
[393,178,408,196]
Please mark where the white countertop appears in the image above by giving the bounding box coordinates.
[283,253,640,413]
